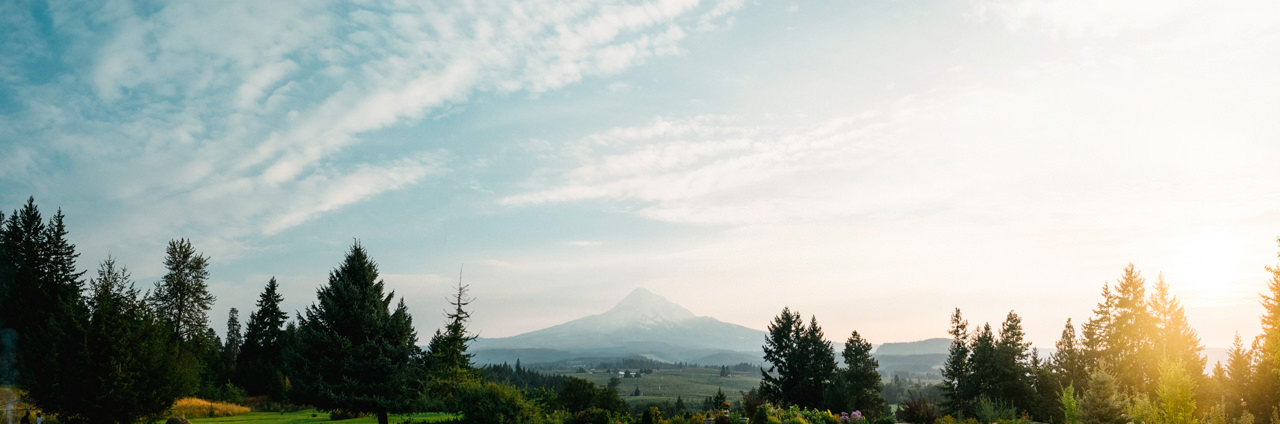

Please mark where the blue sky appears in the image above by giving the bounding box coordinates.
[3,0,1280,350]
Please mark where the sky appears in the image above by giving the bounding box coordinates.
[2,0,1280,351]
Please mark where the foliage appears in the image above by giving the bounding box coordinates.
[291,241,421,424]
[61,258,182,424]
[760,308,838,409]
[895,392,938,424]
[456,381,543,424]
[1078,365,1126,424]
[1,200,87,416]
[237,277,290,401]
[1058,385,1079,424]
[838,330,887,418]
[1154,358,1197,424]
[941,308,971,417]
[169,397,251,419]
[424,280,479,397]
[974,396,1016,423]
[149,238,217,395]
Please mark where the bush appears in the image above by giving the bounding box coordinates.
[871,417,895,424]
[329,409,368,420]
[458,381,543,424]
[895,392,938,424]
[169,397,250,419]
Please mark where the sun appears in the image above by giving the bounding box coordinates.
[1160,230,1255,307]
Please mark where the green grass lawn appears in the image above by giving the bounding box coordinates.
[547,367,761,405]
[157,410,456,424]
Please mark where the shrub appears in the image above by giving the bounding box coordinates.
[974,397,1015,423]
[895,392,938,424]
[871,417,895,424]
[458,381,543,424]
[169,397,250,419]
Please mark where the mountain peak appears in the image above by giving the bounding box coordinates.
[599,288,696,324]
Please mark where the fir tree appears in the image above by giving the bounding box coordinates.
[761,307,804,406]
[1078,365,1127,424]
[1224,332,1251,419]
[1,199,87,415]
[994,311,1034,412]
[1109,264,1154,392]
[840,330,888,418]
[1149,275,1206,384]
[424,279,479,398]
[237,277,289,400]
[1249,238,1280,418]
[149,238,216,395]
[941,308,973,417]
[1051,318,1089,394]
[292,241,420,424]
[1156,358,1197,424]
[63,258,180,424]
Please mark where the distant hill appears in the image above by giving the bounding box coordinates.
[470,288,767,365]
[875,338,951,356]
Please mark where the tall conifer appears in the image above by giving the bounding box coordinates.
[292,242,419,424]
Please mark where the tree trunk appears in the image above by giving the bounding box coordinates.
[378,411,389,424]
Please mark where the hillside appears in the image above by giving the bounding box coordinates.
[471,288,767,365]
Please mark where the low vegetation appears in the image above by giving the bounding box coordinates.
[168,398,250,419]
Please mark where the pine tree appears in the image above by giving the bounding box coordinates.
[424,279,479,399]
[841,330,887,418]
[1078,365,1127,424]
[1052,318,1089,394]
[1,199,87,415]
[761,307,804,406]
[63,258,180,424]
[1225,333,1251,419]
[149,238,216,395]
[798,315,838,409]
[994,311,1033,412]
[941,308,973,417]
[292,242,419,424]
[225,308,242,363]
[1149,276,1206,379]
[1082,283,1116,368]
[1109,264,1154,393]
[1249,239,1280,418]
[1156,358,1197,424]
[237,277,289,400]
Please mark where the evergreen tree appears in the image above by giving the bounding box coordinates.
[1082,283,1116,368]
[1,200,87,415]
[1078,365,1127,424]
[62,258,180,424]
[424,279,479,399]
[1156,358,1197,424]
[941,308,973,417]
[291,242,420,424]
[1109,264,1154,393]
[1224,332,1251,419]
[967,323,1000,407]
[674,396,687,413]
[150,238,215,342]
[1149,276,1206,379]
[1248,239,1280,418]
[1060,384,1080,424]
[149,238,216,395]
[1051,318,1089,394]
[237,277,289,400]
[761,307,804,406]
[797,315,838,409]
[840,330,887,418]
[994,311,1034,412]
[225,307,242,365]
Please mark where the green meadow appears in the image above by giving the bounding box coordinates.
[547,367,761,405]
[155,410,456,424]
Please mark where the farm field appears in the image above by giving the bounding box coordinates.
[153,410,456,424]
[546,367,761,405]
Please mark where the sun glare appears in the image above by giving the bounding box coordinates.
[1161,230,1253,307]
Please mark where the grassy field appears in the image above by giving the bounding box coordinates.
[155,410,456,423]
[546,366,761,405]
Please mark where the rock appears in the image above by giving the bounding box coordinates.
[165,417,192,424]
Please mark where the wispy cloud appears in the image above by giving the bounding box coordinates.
[0,0,745,260]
